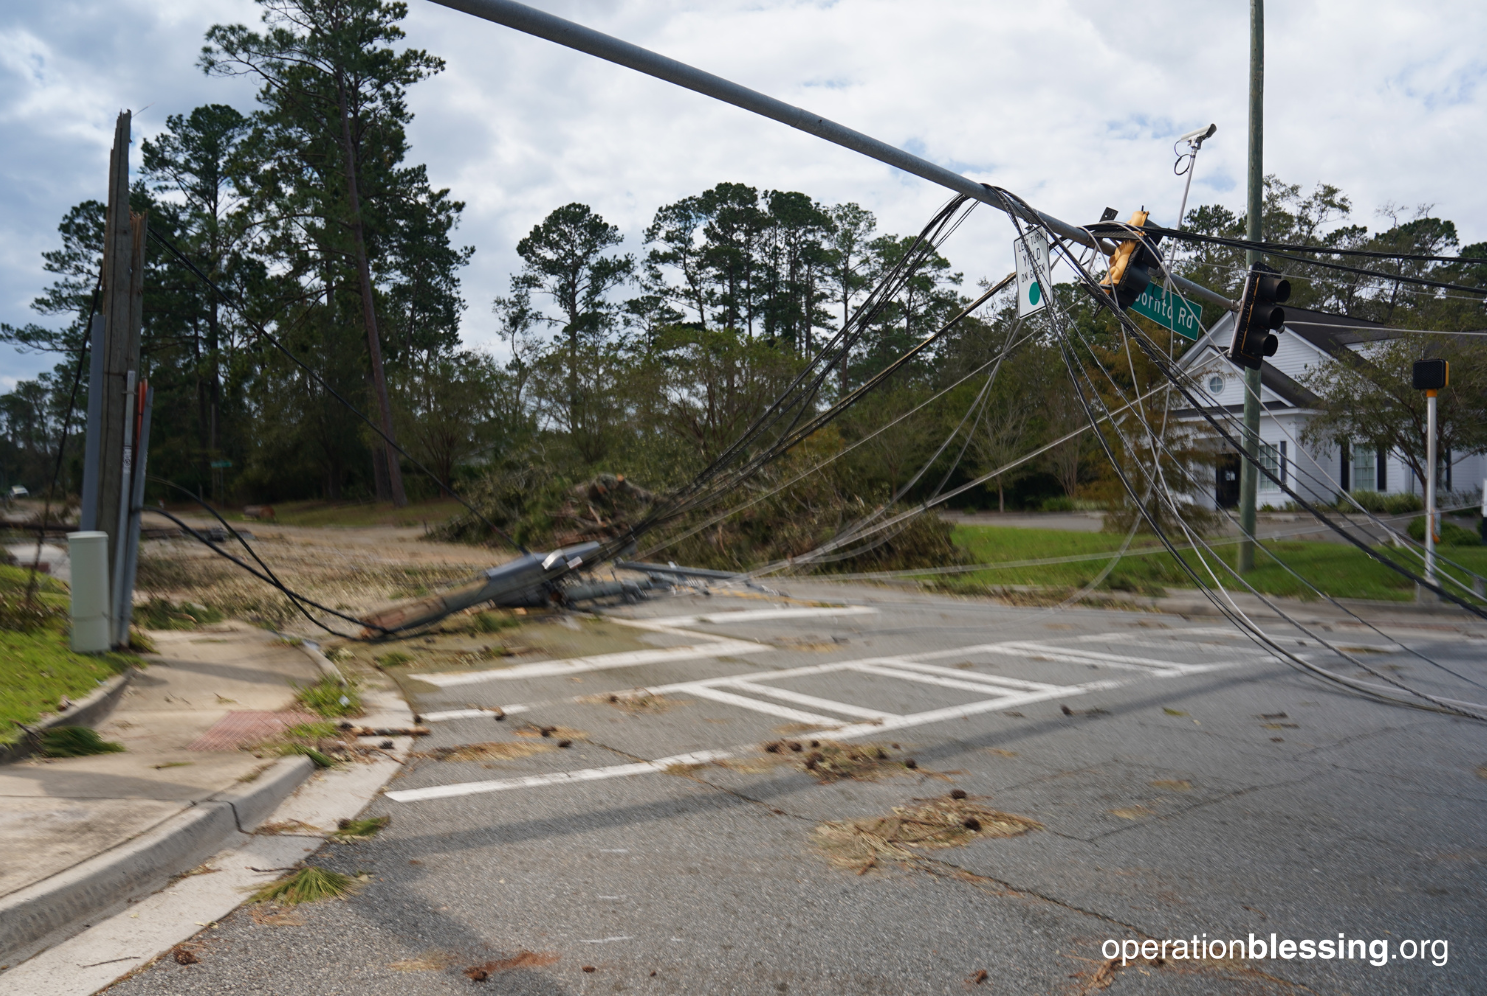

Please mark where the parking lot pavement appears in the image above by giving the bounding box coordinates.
[105,586,1487,995]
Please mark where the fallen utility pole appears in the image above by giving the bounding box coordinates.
[426,0,1233,313]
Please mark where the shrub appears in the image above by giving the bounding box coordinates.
[1348,490,1424,514]
[1406,517,1481,547]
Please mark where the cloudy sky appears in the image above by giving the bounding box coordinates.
[3,0,1484,389]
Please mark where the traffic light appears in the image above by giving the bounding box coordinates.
[1412,359,1448,391]
[1226,262,1291,370]
[1100,209,1162,310]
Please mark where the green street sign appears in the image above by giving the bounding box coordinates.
[1130,282,1203,340]
[210,459,233,469]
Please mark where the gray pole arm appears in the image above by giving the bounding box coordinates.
[428,0,1098,250]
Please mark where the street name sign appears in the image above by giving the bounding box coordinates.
[1130,282,1203,340]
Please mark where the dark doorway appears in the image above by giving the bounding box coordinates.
[1215,453,1241,508]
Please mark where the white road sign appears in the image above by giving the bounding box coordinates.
[1014,230,1050,317]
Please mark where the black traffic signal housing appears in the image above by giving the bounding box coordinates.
[1227,262,1291,370]
[1412,359,1449,391]
[1100,209,1163,310]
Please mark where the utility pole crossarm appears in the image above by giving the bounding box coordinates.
[428,0,1098,250]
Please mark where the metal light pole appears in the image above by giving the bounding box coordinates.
[1238,0,1265,573]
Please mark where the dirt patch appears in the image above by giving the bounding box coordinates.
[464,951,560,980]
[415,741,554,763]
[1150,779,1192,792]
[388,949,457,972]
[812,794,1042,874]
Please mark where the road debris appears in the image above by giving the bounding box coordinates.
[966,968,989,985]
[248,866,358,906]
[332,815,390,842]
[813,794,1042,874]
[415,741,554,762]
[171,946,198,965]
[337,722,430,736]
[592,691,688,714]
[515,723,587,740]
[463,951,560,980]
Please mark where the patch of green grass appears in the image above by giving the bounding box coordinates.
[471,610,520,634]
[332,815,390,842]
[252,497,466,529]
[40,725,125,757]
[376,650,412,667]
[283,720,340,740]
[945,525,1487,604]
[248,866,358,905]
[0,566,137,745]
[134,598,224,630]
[294,675,362,718]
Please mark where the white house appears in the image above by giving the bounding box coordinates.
[1173,306,1486,510]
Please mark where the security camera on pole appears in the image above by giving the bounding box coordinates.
[1412,358,1448,595]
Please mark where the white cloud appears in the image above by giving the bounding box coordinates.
[3,0,1485,380]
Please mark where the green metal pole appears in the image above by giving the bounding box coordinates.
[1238,0,1264,573]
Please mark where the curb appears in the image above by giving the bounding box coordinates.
[0,670,133,766]
[298,640,347,685]
[0,755,314,967]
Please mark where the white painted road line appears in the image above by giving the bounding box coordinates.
[385,678,1124,804]
[720,680,899,720]
[685,686,846,726]
[409,641,770,686]
[384,748,735,802]
[877,658,1064,693]
[851,663,1032,698]
[975,642,1188,673]
[638,606,877,628]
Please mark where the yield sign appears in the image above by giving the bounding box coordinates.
[1014,229,1050,317]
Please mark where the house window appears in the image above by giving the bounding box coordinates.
[1352,445,1375,492]
[1376,446,1387,491]
[1208,375,1225,396]
[1258,442,1280,491]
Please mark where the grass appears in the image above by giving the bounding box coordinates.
[294,675,362,718]
[943,525,1487,604]
[248,866,358,905]
[134,598,224,630]
[221,497,467,529]
[0,565,138,745]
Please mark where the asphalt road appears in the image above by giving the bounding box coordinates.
[106,585,1487,995]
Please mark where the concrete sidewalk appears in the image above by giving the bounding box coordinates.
[0,623,328,965]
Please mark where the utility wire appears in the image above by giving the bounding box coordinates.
[1141,224,1487,266]
[145,477,386,639]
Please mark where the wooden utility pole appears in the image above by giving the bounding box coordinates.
[1238,0,1265,573]
[92,111,146,562]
